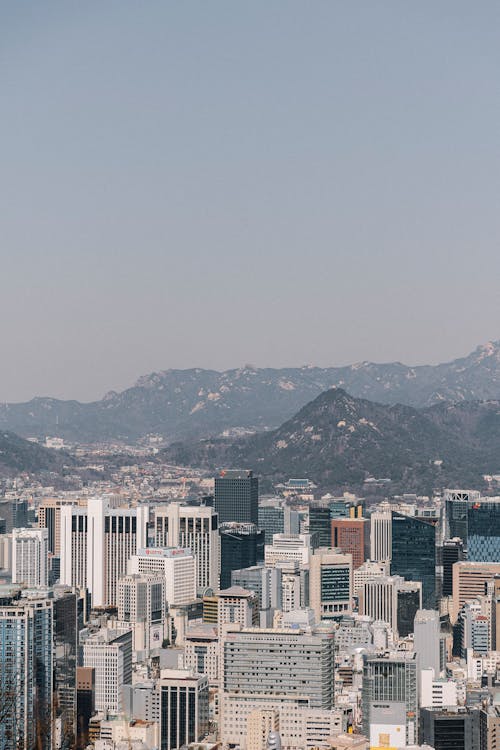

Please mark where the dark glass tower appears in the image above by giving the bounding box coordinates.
[219,523,264,589]
[214,470,258,525]
[309,504,332,548]
[467,499,500,562]
[391,512,436,609]
[441,539,465,598]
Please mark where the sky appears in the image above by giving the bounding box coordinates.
[1,1,499,402]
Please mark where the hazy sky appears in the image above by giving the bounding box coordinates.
[1,2,499,402]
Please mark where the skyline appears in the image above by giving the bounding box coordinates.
[2,1,499,401]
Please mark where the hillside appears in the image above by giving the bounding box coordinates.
[164,389,500,493]
[0,431,72,476]
[0,340,499,443]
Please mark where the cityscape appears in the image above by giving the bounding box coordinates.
[2,3,499,750]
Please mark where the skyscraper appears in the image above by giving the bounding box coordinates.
[117,572,167,653]
[309,548,352,621]
[215,469,258,525]
[60,497,149,608]
[391,512,436,608]
[443,489,480,543]
[82,628,132,714]
[128,547,196,607]
[467,498,500,562]
[219,522,264,589]
[53,585,78,750]
[361,652,418,746]
[12,527,49,587]
[154,503,220,593]
[0,587,53,750]
[331,518,368,569]
[158,669,209,750]
[370,511,392,562]
[308,503,332,548]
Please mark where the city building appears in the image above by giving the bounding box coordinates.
[443,489,480,543]
[414,609,441,679]
[215,469,258,525]
[370,511,392,562]
[117,572,167,654]
[420,706,479,750]
[158,669,209,750]
[391,512,436,608]
[60,497,149,608]
[451,561,500,623]
[82,628,132,714]
[220,522,264,589]
[38,497,79,555]
[361,652,418,747]
[331,518,368,569]
[309,548,353,620]
[218,586,259,629]
[231,564,282,614]
[12,527,49,587]
[359,576,422,637]
[440,538,465,599]
[0,587,53,750]
[0,497,28,534]
[467,498,500,562]
[247,709,280,750]
[220,622,335,747]
[53,585,78,748]
[76,667,95,750]
[154,503,220,593]
[128,547,197,607]
[264,533,312,567]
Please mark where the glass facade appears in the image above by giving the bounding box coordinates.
[215,470,258,525]
[391,513,436,609]
[467,501,500,562]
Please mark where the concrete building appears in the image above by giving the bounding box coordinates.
[370,511,392,562]
[154,503,220,593]
[331,518,368,569]
[128,547,196,606]
[420,668,458,708]
[12,527,49,587]
[158,669,209,750]
[117,572,167,654]
[184,623,219,683]
[309,548,352,621]
[451,561,500,623]
[264,533,312,567]
[359,575,422,637]
[353,560,390,597]
[83,628,132,714]
[220,622,335,747]
[247,709,280,750]
[60,496,149,608]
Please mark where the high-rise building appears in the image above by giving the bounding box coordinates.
[309,548,352,621]
[0,498,28,534]
[264,533,312,567]
[53,585,78,749]
[12,527,49,587]
[441,538,465,598]
[391,512,436,608]
[154,503,220,593]
[128,547,196,607]
[359,575,422,637]
[82,628,132,714]
[414,609,441,681]
[331,518,368,569]
[0,587,53,750]
[158,669,209,750]
[467,498,500,562]
[480,706,500,750]
[231,565,282,614]
[444,489,480,543]
[370,511,392,562]
[60,497,149,607]
[247,709,280,750]
[361,652,418,746]
[220,622,335,746]
[309,503,333,548]
[420,707,479,750]
[217,586,259,629]
[76,667,95,750]
[219,522,264,589]
[451,561,500,623]
[215,469,258,525]
[38,497,79,555]
[353,560,390,597]
[117,572,167,653]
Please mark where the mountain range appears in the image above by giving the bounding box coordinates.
[0,339,499,444]
[0,431,71,476]
[164,388,500,493]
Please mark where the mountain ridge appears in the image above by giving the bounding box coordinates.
[0,339,499,443]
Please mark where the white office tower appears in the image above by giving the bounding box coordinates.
[128,547,196,606]
[218,586,259,629]
[359,575,422,637]
[117,572,167,655]
[414,609,441,677]
[185,623,219,682]
[370,511,392,562]
[60,496,149,607]
[309,548,353,620]
[82,628,132,713]
[353,560,390,596]
[158,669,209,750]
[265,533,312,567]
[155,503,220,593]
[220,622,337,748]
[12,527,49,587]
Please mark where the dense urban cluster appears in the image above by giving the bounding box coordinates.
[1,461,500,750]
